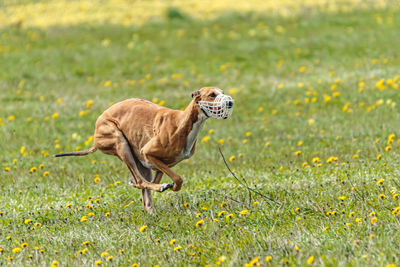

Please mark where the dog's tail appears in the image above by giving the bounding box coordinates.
[54,147,97,157]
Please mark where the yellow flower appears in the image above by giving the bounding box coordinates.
[52,113,59,119]
[95,260,102,266]
[378,194,386,199]
[307,256,314,265]
[245,131,252,137]
[265,141,271,147]
[80,216,88,222]
[107,256,113,261]
[43,171,50,176]
[82,241,90,245]
[312,157,320,163]
[377,154,382,160]
[24,219,32,224]
[21,243,28,248]
[51,261,59,267]
[12,247,22,253]
[226,214,234,219]
[94,177,101,183]
[229,156,235,162]
[265,256,272,262]
[218,211,226,217]
[196,220,204,227]
[139,225,147,232]
[8,115,15,121]
[101,252,109,257]
[239,210,249,216]
[377,179,385,186]
[370,217,378,224]
[338,196,347,201]
[218,139,224,144]
[169,239,176,245]
[174,246,182,251]
[4,167,10,172]
[294,151,302,156]
[66,203,73,208]
[201,136,210,143]
[253,201,259,205]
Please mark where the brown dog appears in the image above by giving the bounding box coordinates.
[55,87,234,213]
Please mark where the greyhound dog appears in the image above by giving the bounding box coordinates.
[55,87,234,213]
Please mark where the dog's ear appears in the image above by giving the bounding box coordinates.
[191,90,201,98]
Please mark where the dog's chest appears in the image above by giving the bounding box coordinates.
[139,115,206,169]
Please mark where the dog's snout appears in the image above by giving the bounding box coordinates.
[227,100,234,109]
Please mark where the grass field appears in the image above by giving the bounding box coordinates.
[1,0,400,266]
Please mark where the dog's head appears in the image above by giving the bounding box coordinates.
[191,87,234,119]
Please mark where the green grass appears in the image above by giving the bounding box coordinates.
[1,2,400,266]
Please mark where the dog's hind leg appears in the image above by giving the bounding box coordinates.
[136,163,156,214]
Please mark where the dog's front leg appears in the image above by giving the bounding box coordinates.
[143,155,183,192]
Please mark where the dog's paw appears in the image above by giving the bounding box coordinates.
[159,183,173,192]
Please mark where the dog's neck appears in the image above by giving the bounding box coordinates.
[177,100,208,155]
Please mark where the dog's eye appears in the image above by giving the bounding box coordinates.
[209,93,216,97]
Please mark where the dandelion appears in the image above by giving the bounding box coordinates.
[312,157,320,163]
[370,217,378,224]
[226,214,234,219]
[201,136,210,143]
[82,241,90,245]
[377,154,382,160]
[294,151,302,156]
[51,261,59,267]
[43,171,50,176]
[369,211,376,217]
[245,131,252,137]
[195,220,204,227]
[265,141,270,147]
[52,113,59,119]
[107,256,113,261]
[378,194,386,199]
[80,216,88,222]
[229,155,235,162]
[240,210,249,216]
[12,247,21,253]
[139,225,147,232]
[8,115,15,121]
[338,196,347,201]
[218,211,226,217]
[24,218,32,224]
[377,179,385,185]
[170,239,176,245]
[21,243,28,248]
[265,256,272,262]
[95,260,102,266]
[218,139,224,144]
[174,246,182,251]
[94,177,101,183]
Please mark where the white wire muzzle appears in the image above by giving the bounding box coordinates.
[197,94,234,119]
